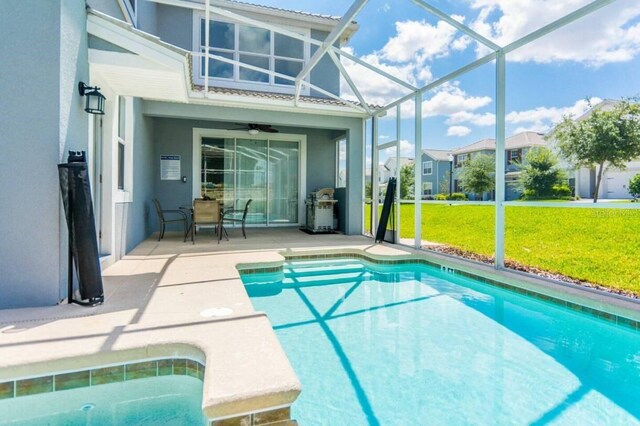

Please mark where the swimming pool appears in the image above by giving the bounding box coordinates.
[242,258,640,425]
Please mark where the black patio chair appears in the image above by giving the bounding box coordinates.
[152,198,189,241]
[219,199,252,242]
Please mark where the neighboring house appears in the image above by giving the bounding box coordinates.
[421,149,451,198]
[0,0,367,309]
[442,132,547,200]
[549,100,640,199]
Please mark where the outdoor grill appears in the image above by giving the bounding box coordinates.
[305,188,337,232]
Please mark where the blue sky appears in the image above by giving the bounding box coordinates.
[254,0,640,159]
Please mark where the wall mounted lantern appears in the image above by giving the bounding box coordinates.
[78,82,105,115]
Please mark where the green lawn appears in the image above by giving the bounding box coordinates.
[365,204,640,294]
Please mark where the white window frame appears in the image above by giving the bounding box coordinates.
[114,96,134,203]
[422,182,433,196]
[508,149,521,164]
[336,137,347,188]
[121,0,137,26]
[192,128,307,225]
[192,12,311,95]
[423,160,433,175]
[457,153,469,168]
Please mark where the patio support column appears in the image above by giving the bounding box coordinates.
[372,115,379,233]
[395,105,401,243]
[414,93,422,249]
[494,51,506,269]
[204,0,210,94]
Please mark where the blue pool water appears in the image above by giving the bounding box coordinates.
[243,259,640,425]
[0,375,206,425]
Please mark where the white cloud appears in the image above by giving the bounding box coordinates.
[446,111,496,126]
[422,83,492,117]
[340,47,418,108]
[447,126,472,137]
[381,20,459,63]
[469,0,640,66]
[506,97,603,132]
[399,139,417,157]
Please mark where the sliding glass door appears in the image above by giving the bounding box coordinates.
[236,138,267,225]
[200,136,300,225]
[268,140,298,224]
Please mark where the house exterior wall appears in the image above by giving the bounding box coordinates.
[137,6,340,97]
[310,29,340,97]
[156,4,193,51]
[420,155,451,197]
[87,0,126,21]
[125,98,156,252]
[0,0,89,308]
[143,101,364,234]
[148,117,339,230]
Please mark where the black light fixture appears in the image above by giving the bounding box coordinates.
[78,82,105,115]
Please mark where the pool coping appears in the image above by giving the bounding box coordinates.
[237,247,640,331]
[0,319,301,423]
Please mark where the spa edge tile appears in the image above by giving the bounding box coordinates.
[91,365,124,385]
[16,376,53,397]
[252,407,291,425]
[186,360,199,378]
[157,359,173,376]
[210,415,251,426]
[55,370,90,391]
[173,358,187,375]
[125,361,158,380]
[0,381,14,399]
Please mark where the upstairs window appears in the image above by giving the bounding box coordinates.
[422,161,433,175]
[508,149,522,164]
[197,16,309,91]
[456,153,469,168]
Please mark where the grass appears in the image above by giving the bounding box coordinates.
[365,203,640,294]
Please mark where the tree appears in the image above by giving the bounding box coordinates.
[459,154,495,198]
[629,174,640,199]
[364,180,372,199]
[553,99,640,202]
[511,147,567,198]
[399,163,415,199]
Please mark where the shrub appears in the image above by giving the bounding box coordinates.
[552,184,572,197]
[434,194,448,200]
[422,195,434,200]
[447,192,468,201]
[629,174,640,199]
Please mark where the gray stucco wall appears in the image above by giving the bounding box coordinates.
[86,0,125,21]
[310,30,340,97]
[0,0,89,308]
[148,118,338,232]
[142,8,341,97]
[89,35,134,54]
[156,4,193,50]
[143,101,364,234]
[126,98,156,252]
[136,0,158,35]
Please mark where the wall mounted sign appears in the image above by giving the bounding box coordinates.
[160,155,181,180]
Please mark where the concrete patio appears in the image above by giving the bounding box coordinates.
[0,228,413,421]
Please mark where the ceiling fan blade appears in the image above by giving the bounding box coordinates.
[256,124,278,133]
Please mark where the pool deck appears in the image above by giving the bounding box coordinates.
[0,228,415,422]
[1,228,640,423]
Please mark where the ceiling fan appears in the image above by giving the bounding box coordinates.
[232,123,279,135]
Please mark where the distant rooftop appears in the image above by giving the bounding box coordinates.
[453,132,547,154]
